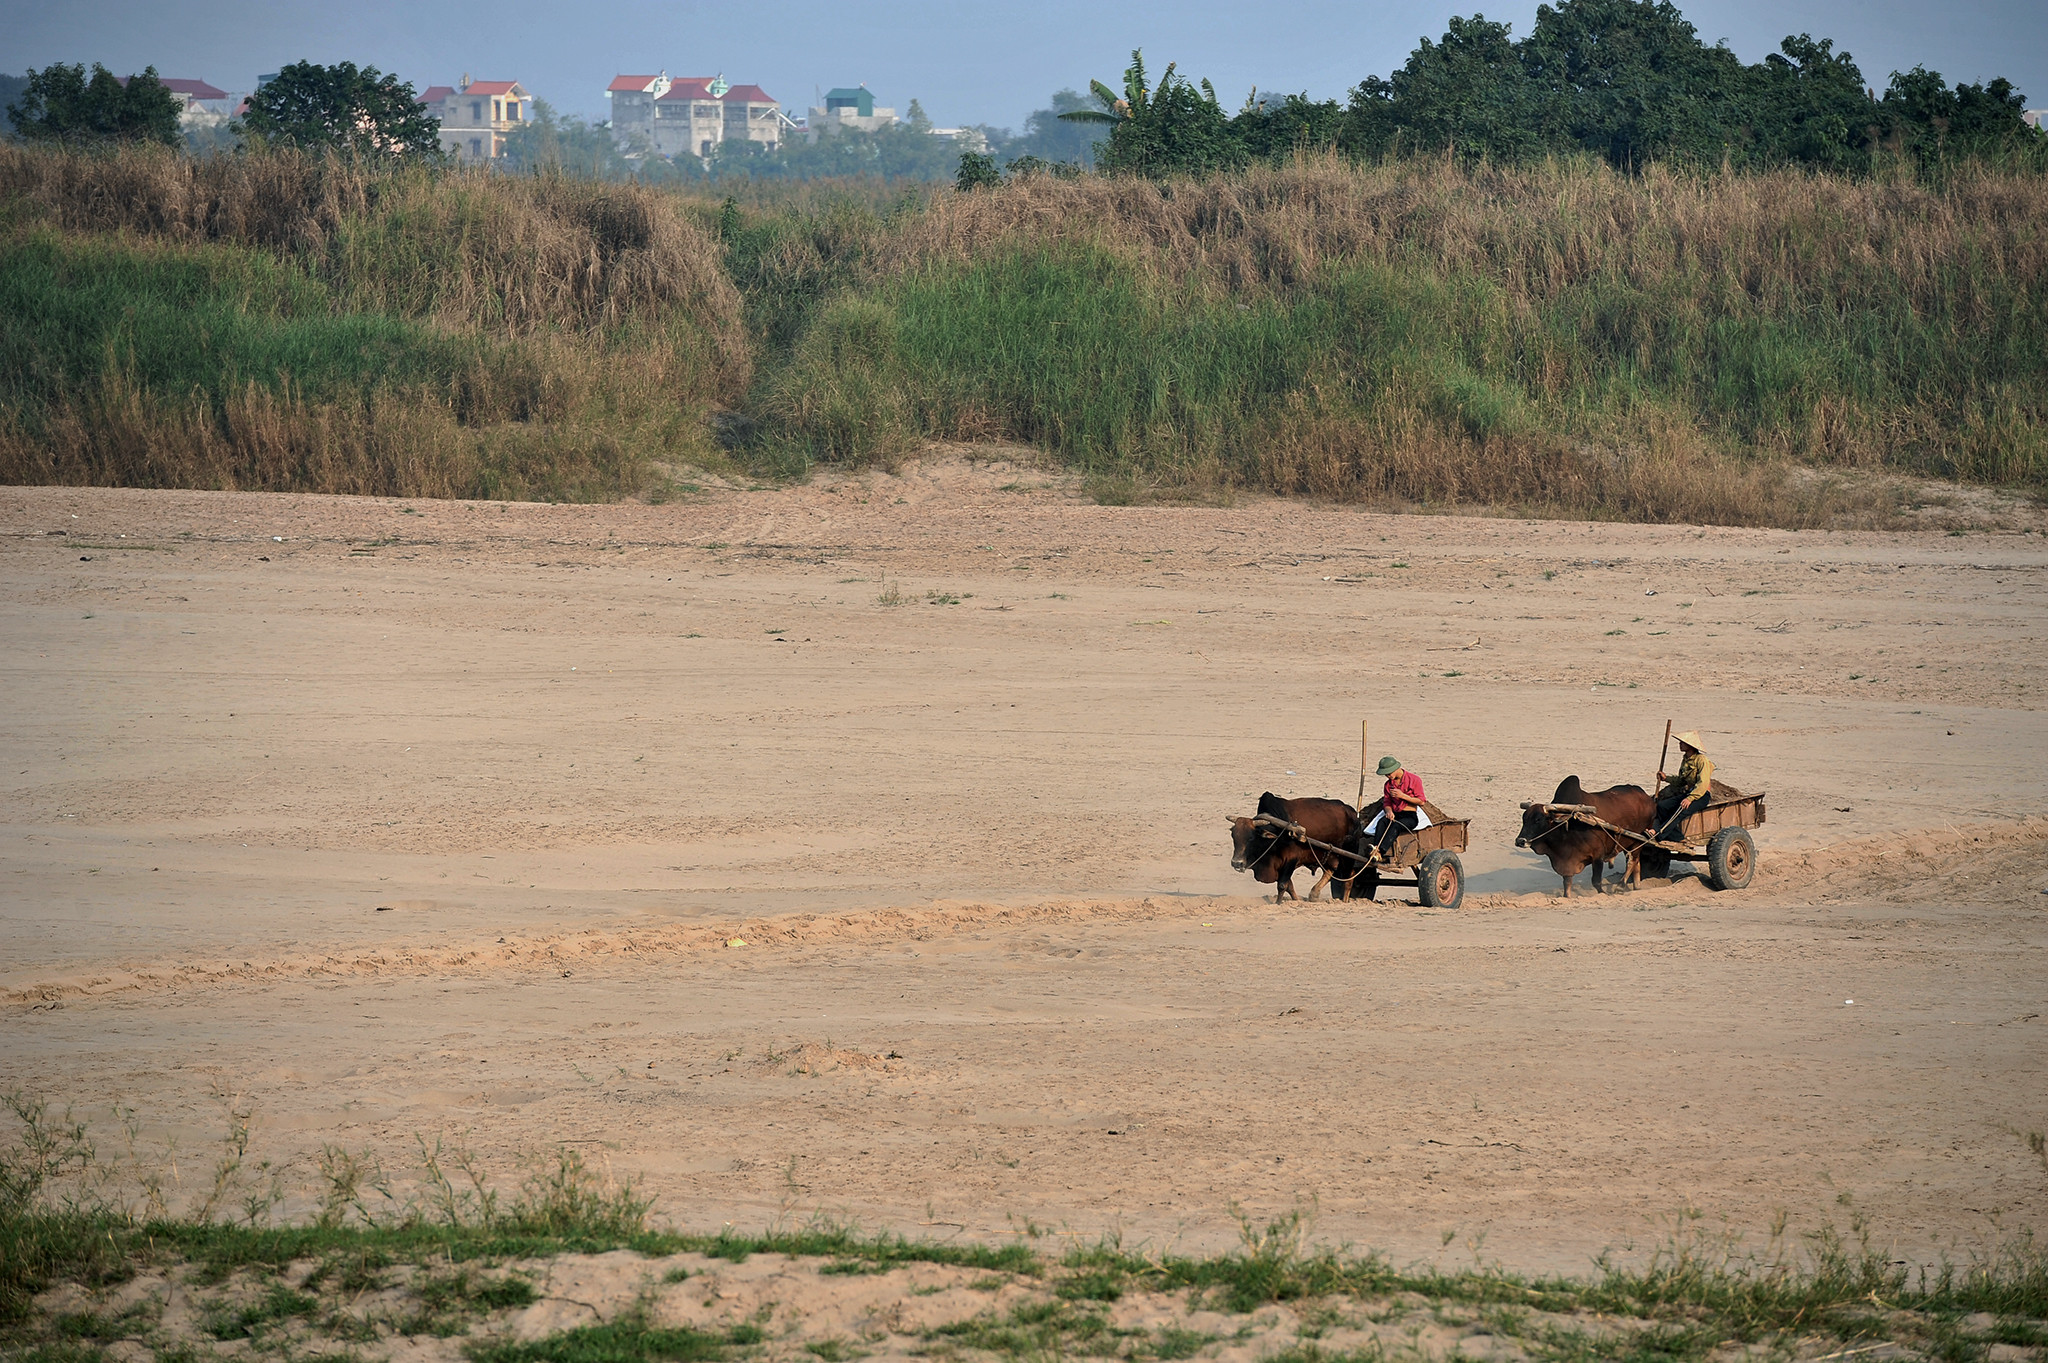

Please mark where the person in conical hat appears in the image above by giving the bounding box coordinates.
[1655,731,1714,837]
[1363,754,1429,857]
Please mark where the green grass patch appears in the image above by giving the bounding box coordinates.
[468,1315,744,1363]
[202,1283,319,1340]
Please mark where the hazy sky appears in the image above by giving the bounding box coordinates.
[3,0,2043,131]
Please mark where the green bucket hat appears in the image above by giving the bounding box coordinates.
[1375,756,1403,776]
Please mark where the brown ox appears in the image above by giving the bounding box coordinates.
[1516,775,1654,898]
[1228,792,1362,902]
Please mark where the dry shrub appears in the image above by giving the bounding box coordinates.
[0,144,750,498]
[1250,395,1811,523]
[742,154,2047,518]
[0,143,746,371]
[0,370,678,502]
[885,154,2048,316]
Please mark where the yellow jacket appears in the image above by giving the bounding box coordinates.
[1667,752,1714,800]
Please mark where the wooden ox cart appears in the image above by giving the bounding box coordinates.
[1252,800,1472,909]
[1517,780,1765,891]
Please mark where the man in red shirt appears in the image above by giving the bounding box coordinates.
[1365,755,1428,857]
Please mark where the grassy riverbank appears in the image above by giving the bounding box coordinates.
[0,146,745,501]
[4,145,2045,522]
[8,1164,2047,1363]
[6,1096,2047,1363]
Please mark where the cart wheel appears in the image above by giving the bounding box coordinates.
[1706,827,1754,891]
[1417,850,1465,909]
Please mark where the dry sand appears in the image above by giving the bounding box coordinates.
[3,458,2045,1275]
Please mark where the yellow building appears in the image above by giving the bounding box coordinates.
[420,76,531,162]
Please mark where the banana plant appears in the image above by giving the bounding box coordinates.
[1059,50,1167,125]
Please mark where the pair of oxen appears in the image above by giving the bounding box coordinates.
[1227,776,1652,902]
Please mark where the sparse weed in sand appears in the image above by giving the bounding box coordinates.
[6,1097,2048,1363]
[469,1312,744,1363]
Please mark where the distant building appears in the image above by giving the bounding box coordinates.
[718,84,784,153]
[419,76,531,162]
[115,75,239,130]
[651,77,730,158]
[606,72,673,152]
[2026,109,2046,130]
[160,78,234,128]
[808,85,896,135]
[928,126,990,154]
[605,73,784,158]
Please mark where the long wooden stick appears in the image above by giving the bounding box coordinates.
[1653,718,1673,794]
[1356,718,1369,809]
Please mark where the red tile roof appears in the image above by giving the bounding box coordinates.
[720,84,775,103]
[417,85,455,104]
[462,80,520,96]
[159,78,228,100]
[656,78,719,101]
[608,74,662,92]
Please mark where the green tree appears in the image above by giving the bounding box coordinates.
[236,60,441,159]
[1231,91,1344,164]
[956,149,1000,190]
[1068,51,1242,177]
[0,74,32,124]
[1747,35,1877,171]
[1002,89,1105,166]
[1519,0,1750,168]
[6,62,180,145]
[905,98,933,133]
[1343,15,1542,161]
[1882,66,2042,162]
[707,123,958,182]
[500,99,638,178]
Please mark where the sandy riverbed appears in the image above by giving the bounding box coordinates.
[3,460,2044,1274]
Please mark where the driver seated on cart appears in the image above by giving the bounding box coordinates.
[1363,755,1430,858]
[1655,731,1715,837]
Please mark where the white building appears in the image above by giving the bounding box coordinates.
[928,126,990,154]
[158,79,237,130]
[607,73,785,159]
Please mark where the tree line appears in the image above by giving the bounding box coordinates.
[2,60,441,156]
[10,0,2041,183]
[1035,0,2041,184]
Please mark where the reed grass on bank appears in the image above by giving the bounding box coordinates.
[745,157,2048,517]
[0,144,745,500]
[4,144,2045,521]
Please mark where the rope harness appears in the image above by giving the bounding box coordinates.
[1239,827,1283,872]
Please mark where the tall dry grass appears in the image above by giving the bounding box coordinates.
[5,146,2045,520]
[0,144,746,499]
[740,154,2048,519]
